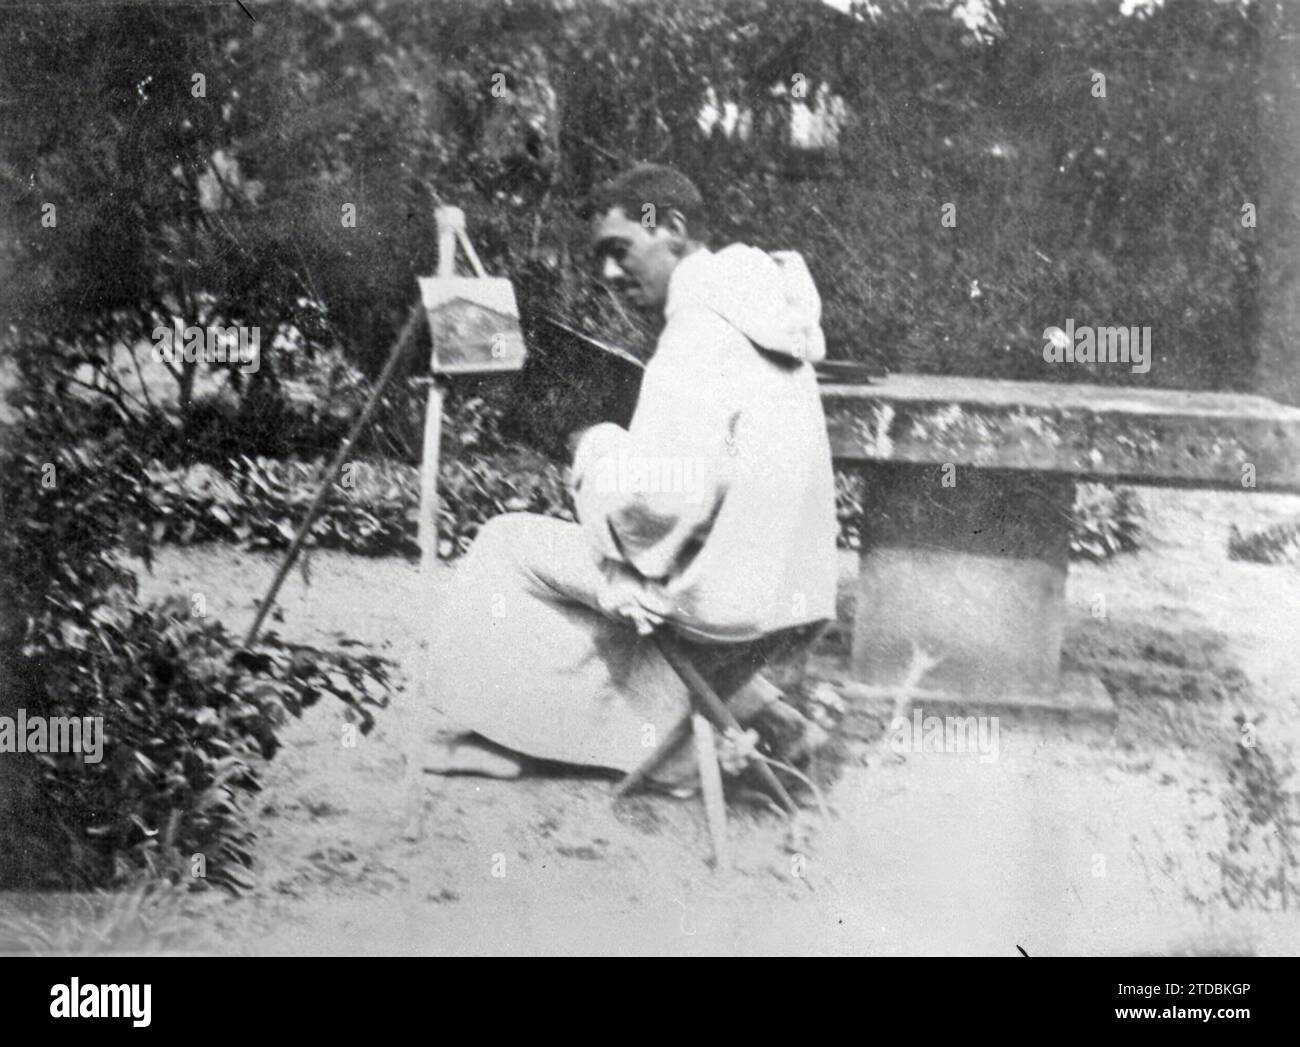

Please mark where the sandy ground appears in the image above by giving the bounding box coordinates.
[6,487,1300,955]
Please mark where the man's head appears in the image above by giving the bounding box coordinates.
[585,164,709,312]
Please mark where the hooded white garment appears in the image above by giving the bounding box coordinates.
[416,243,839,776]
[570,243,839,642]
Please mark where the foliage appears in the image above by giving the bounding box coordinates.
[438,447,574,557]
[141,443,573,562]
[145,456,421,558]
[0,885,197,955]
[140,439,1143,563]
[1228,516,1300,565]
[34,596,389,892]
[1220,722,1300,910]
[1069,483,1144,562]
[0,0,1284,467]
[0,367,390,893]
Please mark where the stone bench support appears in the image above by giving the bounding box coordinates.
[822,376,1300,713]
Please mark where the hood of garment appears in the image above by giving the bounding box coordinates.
[663,243,826,363]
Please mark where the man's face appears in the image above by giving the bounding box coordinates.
[590,206,684,312]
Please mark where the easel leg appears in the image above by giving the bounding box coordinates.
[403,376,447,843]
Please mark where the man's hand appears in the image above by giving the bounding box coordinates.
[614,602,663,637]
[597,560,669,636]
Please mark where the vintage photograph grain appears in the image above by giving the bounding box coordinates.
[1,0,1298,959]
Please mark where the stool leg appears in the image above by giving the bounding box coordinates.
[655,634,800,816]
[617,668,777,797]
[693,714,730,871]
[614,712,693,798]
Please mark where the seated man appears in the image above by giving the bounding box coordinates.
[419,163,838,782]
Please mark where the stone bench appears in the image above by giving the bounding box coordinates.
[820,375,1300,715]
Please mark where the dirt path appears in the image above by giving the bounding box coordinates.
[35,488,1300,954]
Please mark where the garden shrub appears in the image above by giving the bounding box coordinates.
[1228,516,1300,565]
[1069,483,1144,563]
[141,441,1142,563]
[144,456,421,557]
[0,377,390,892]
[142,446,572,561]
[32,596,389,891]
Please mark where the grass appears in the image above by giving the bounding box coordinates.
[0,884,204,955]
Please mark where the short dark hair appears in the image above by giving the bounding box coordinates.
[583,163,710,241]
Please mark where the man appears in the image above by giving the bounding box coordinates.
[417,163,838,782]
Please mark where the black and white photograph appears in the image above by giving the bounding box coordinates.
[1,0,1298,977]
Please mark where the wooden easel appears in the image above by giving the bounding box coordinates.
[416,206,489,562]
[403,206,522,841]
[241,209,485,650]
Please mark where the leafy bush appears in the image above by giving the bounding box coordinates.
[0,375,391,892]
[835,470,866,551]
[142,392,575,560]
[142,447,573,560]
[145,456,421,557]
[1070,483,1144,562]
[34,596,389,892]
[438,449,573,557]
[1228,516,1300,565]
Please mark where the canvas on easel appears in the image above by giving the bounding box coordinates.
[418,275,526,376]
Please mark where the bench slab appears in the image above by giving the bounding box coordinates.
[823,375,1300,493]
[823,375,1300,717]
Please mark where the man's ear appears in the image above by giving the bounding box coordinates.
[663,209,692,252]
